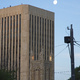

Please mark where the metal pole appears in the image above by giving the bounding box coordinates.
[70,24,75,80]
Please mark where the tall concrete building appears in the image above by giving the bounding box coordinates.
[0,5,54,80]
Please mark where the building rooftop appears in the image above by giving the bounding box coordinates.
[0,4,54,20]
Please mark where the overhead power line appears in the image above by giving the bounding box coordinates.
[75,41,80,42]
[55,71,71,75]
[55,71,71,73]
[55,45,68,57]
[55,44,65,47]
[74,41,80,46]
[74,44,80,48]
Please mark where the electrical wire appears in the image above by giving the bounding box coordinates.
[55,45,68,57]
[55,73,70,75]
[74,44,80,48]
[75,41,80,46]
[73,37,80,43]
[75,41,80,42]
[55,71,71,75]
[72,38,80,48]
[55,71,71,73]
[55,44,65,47]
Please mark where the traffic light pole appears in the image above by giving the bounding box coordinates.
[70,24,75,80]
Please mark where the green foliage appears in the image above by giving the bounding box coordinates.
[0,69,16,80]
[68,66,80,80]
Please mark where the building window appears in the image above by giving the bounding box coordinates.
[4,17,6,70]
[49,55,52,61]
[16,15,18,79]
[34,16,36,60]
[7,17,9,70]
[40,17,41,52]
[45,19,46,60]
[42,18,44,48]
[13,15,15,78]
[1,18,3,69]
[32,55,34,60]
[52,21,54,54]
[37,16,39,60]
[32,15,33,51]
[29,14,31,56]
[19,14,21,80]
[50,20,51,53]
[10,16,12,72]
[47,19,49,60]
[10,16,12,73]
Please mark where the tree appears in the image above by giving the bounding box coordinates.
[0,52,17,80]
[0,69,16,80]
[68,66,80,80]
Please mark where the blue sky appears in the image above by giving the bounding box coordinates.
[0,0,80,80]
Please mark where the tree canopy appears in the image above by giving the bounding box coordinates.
[68,66,80,80]
[0,69,16,80]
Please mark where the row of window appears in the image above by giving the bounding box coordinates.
[1,14,21,80]
[29,14,54,61]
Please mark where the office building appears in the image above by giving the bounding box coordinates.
[0,5,54,80]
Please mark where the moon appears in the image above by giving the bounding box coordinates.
[53,0,57,5]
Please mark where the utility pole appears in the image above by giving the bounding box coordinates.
[70,24,75,80]
[64,24,75,80]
